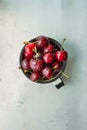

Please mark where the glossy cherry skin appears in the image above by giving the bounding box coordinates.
[56,50,68,62]
[24,43,36,58]
[25,43,36,53]
[24,51,34,59]
[36,35,49,49]
[43,44,54,53]
[42,67,52,79]
[21,58,30,70]
[30,72,40,81]
[43,53,54,64]
[30,58,44,72]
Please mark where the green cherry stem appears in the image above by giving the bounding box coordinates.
[61,38,66,50]
[32,47,40,60]
[23,41,37,45]
[32,46,37,53]
[60,70,71,79]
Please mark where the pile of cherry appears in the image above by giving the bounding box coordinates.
[21,36,68,82]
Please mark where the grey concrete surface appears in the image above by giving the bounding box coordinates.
[0,0,87,130]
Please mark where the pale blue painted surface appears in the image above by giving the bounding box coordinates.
[0,0,87,130]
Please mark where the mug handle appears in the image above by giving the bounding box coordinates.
[53,78,64,89]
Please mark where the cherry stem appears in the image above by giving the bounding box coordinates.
[53,67,57,70]
[24,70,28,73]
[41,76,45,80]
[18,66,21,69]
[32,47,37,53]
[24,69,32,73]
[33,47,41,60]
[61,38,66,50]
[60,70,71,79]
[23,41,37,45]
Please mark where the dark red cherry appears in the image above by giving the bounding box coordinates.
[30,58,44,72]
[56,50,68,62]
[43,44,54,53]
[36,35,49,49]
[42,67,52,79]
[30,72,40,82]
[52,61,61,70]
[43,53,54,64]
[21,58,30,70]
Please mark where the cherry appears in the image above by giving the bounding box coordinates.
[52,61,61,70]
[56,50,68,62]
[43,53,54,64]
[21,58,30,70]
[42,67,52,79]
[43,44,54,54]
[30,58,44,72]
[36,35,49,49]
[55,38,68,62]
[30,72,40,81]
[24,43,36,58]
[24,51,34,59]
[25,43,36,53]
[24,52,29,59]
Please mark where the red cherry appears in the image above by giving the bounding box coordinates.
[36,35,49,49]
[24,52,29,59]
[56,50,68,62]
[24,51,34,59]
[52,61,61,70]
[21,58,30,70]
[28,43,36,49]
[24,43,37,59]
[30,58,44,72]
[25,43,36,53]
[42,67,52,79]
[24,43,36,58]
[43,53,54,64]
[43,44,54,53]
[30,72,40,82]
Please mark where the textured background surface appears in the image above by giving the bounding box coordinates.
[0,0,87,130]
